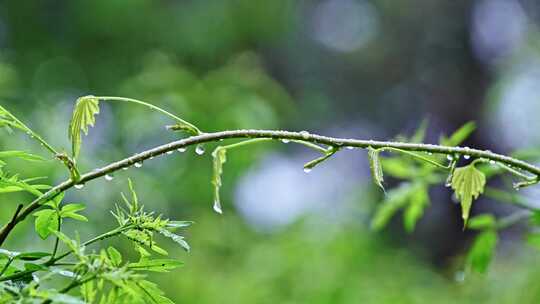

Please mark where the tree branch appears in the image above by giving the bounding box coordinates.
[1,129,539,246]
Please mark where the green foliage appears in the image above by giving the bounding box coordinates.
[1,97,539,303]
[467,230,498,273]
[451,164,486,225]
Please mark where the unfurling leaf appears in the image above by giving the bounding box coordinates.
[211,147,227,214]
[451,164,486,225]
[467,230,498,273]
[33,209,59,239]
[368,147,384,192]
[68,95,100,158]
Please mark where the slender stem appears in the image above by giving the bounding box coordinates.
[49,214,62,261]
[290,140,328,153]
[380,147,448,169]
[98,96,201,135]
[0,257,13,277]
[2,129,540,245]
[0,105,60,156]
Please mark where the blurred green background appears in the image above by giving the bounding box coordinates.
[2,0,540,302]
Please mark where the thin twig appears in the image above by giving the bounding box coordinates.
[1,129,540,245]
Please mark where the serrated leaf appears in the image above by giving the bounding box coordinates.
[107,246,122,266]
[467,214,496,230]
[403,184,429,232]
[211,147,227,214]
[158,228,190,252]
[451,164,486,226]
[368,147,384,191]
[467,230,498,273]
[69,95,100,158]
[128,259,183,272]
[33,209,59,239]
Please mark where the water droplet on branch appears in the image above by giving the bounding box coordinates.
[213,200,223,214]
[464,155,471,160]
[177,147,187,153]
[195,145,205,155]
[303,167,312,173]
[74,184,84,190]
[166,151,174,155]
[134,162,143,168]
[104,174,114,181]
[299,130,310,139]
[281,139,290,143]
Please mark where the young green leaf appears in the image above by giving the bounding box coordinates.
[371,183,415,230]
[158,228,190,252]
[451,164,486,225]
[440,121,476,147]
[107,246,122,266]
[211,147,227,214]
[467,214,496,230]
[68,95,100,158]
[403,184,429,232]
[44,192,65,208]
[467,230,498,273]
[128,259,183,273]
[33,209,59,239]
[368,147,385,192]
[0,151,46,162]
[60,203,86,214]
